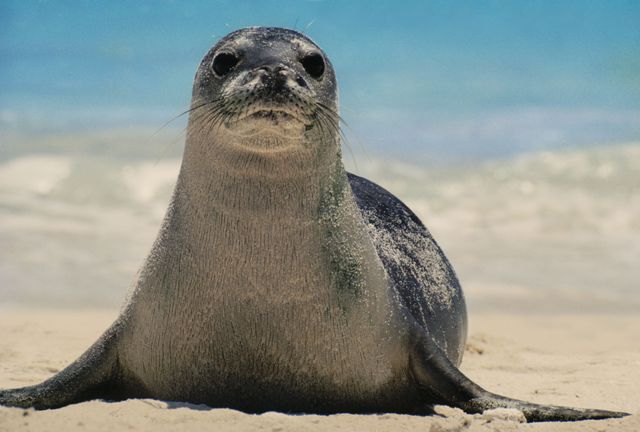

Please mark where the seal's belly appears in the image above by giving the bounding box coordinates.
[123,279,415,412]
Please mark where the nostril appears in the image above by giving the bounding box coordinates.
[255,65,281,83]
[254,65,306,89]
[295,76,308,88]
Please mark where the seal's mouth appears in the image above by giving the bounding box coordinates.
[230,104,309,128]
[247,108,296,122]
[220,102,311,142]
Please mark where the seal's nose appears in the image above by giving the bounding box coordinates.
[256,65,284,86]
[254,64,308,90]
[257,64,286,74]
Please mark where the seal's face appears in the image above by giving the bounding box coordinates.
[191,27,339,147]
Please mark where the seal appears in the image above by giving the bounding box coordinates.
[0,27,628,422]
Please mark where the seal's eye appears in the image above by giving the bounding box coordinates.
[300,53,325,79]
[212,52,239,77]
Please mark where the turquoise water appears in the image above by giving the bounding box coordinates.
[2,0,639,160]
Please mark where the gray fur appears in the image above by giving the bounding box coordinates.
[0,27,628,422]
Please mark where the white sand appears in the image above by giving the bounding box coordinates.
[1,308,637,431]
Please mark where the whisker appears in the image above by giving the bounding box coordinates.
[153,99,222,136]
[304,20,315,34]
[316,101,369,165]
[315,103,345,140]
[153,128,187,167]
[152,99,225,165]
[314,101,359,168]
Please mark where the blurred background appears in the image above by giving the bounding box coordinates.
[1,0,638,313]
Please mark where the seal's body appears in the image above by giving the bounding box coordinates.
[116,166,465,413]
[0,27,627,422]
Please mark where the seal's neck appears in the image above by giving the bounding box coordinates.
[146,128,390,318]
[177,129,342,222]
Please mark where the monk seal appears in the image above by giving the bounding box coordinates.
[0,27,628,422]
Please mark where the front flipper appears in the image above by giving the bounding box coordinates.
[408,324,629,422]
[0,323,122,409]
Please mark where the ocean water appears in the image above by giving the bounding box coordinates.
[1,2,639,312]
[2,1,639,159]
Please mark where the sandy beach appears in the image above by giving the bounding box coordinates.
[3,1,640,429]
[1,143,639,430]
[1,308,637,431]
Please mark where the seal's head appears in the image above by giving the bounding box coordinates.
[189,27,339,158]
